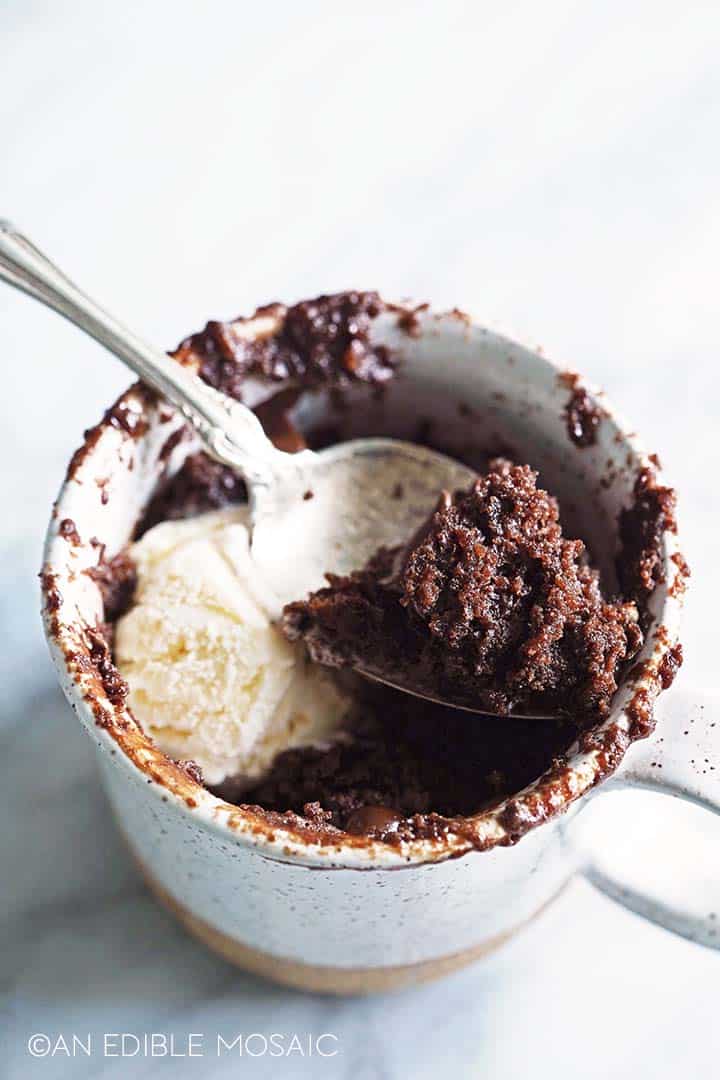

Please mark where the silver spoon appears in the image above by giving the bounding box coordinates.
[0,220,550,719]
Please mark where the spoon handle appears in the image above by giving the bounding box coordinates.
[0,220,281,489]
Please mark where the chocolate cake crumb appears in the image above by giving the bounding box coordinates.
[284,460,643,717]
[562,374,603,447]
[626,685,653,737]
[669,550,691,598]
[658,643,683,689]
[393,301,429,337]
[40,569,62,614]
[58,518,81,545]
[178,759,204,785]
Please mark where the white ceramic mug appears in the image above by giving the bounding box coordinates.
[41,306,718,993]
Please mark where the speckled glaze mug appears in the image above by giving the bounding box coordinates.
[41,305,719,993]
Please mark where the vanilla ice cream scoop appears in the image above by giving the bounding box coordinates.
[114,509,351,786]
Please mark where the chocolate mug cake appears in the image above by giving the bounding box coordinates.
[0,212,697,990]
[85,292,681,849]
[31,262,691,990]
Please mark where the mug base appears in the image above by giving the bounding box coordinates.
[131,849,564,995]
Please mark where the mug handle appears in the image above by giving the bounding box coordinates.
[575,688,720,948]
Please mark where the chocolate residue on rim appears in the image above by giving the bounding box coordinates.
[178,759,204,785]
[669,551,691,598]
[560,372,603,447]
[58,518,81,545]
[175,291,395,400]
[625,685,654,738]
[83,624,129,711]
[64,383,155,485]
[391,301,429,338]
[658,642,684,690]
[40,568,62,615]
[618,464,679,608]
[87,550,137,624]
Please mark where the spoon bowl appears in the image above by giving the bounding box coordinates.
[249,436,476,606]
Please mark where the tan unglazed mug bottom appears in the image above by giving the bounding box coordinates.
[130,844,564,996]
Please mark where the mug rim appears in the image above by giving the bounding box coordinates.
[40,301,687,869]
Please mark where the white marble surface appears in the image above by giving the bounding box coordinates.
[2,2,720,1076]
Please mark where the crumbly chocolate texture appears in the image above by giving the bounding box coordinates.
[218,692,577,845]
[176,291,394,399]
[283,460,643,718]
